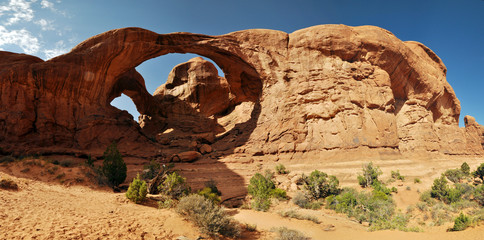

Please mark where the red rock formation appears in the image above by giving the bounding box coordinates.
[0,25,482,159]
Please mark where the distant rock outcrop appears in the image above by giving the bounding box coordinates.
[0,25,482,159]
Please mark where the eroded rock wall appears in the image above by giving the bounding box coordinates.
[0,25,482,159]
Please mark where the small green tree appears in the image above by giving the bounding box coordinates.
[357,162,382,188]
[430,175,449,202]
[126,174,147,204]
[473,163,484,181]
[451,213,471,231]
[102,142,127,188]
[247,173,275,211]
[460,162,470,176]
[302,170,340,200]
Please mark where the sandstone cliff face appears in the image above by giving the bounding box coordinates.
[0,25,482,159]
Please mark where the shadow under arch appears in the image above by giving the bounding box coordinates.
[69,27,264,203]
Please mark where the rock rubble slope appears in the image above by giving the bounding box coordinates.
[0,25,482,159]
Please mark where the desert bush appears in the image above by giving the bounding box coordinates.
[247,172,275,211]
[198,187,221,204]
[158,198,176,209]
[474,184,484,206]
[60,160,73,168]
[275,164,289,174]
[420,190,436,206]
[158,172,191,200]
[176,194,241,238]
[473,163,484,181]
[293,191,311,208]
[278,209,320,224]
[101,142,127,188]
[414,178,422,184]
[274,227,309,240]
[450,213,471,231]
[204,179,222,196]
[0,178,18,190]
[126,174,147,204]
[357,162,382,188]
[461,162,470,176]
[455,183,475,200]
[142,160,160,180]
[391,170,405,181]
[369,213,420,232]
[302,170,340,200]
[444,169,465,183]
[327,187,396,226]
[431,175,449,201]
[245,223,257,232]
[371,181,392,195]
[271,188,288,200]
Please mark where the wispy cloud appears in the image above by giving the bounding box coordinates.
[43,40,69,59]
[0,0,71,59]
[0,0,35,25]
[35,18,54,31]
[0,25,40,54]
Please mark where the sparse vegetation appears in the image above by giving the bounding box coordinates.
[247,171,287,211]
[278,209,320,224]
[101,142,127,188]
[85,155,94,167]
[275,164,289,174]
[158,172,191,200]
[198,187,221,204]
[357,162,382,188]
[301,170,340,200]
[126,174,147,204]
[176,194,241,238]
[443,169,465,183]
[414,178,421,184]
[391,170,405,181]
[273,227,309,240]
[473,163,484,181]
[0,156,15,164]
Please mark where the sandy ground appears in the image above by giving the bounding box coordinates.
[1,155,484,239]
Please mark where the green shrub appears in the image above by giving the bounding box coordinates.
[101,142,127,188]
[326,188,358,214]
[391,170,405,181]
[274,227,309,240]
[142,160,160,180]
[414,178,421,184]
[371,181,392,195]
[455,183,474,200]
[204,179,222,196]
[248,172,275,211]
[431,175,449,202]
[292,191,311,208]
[198,187,221,204]
[176,194,241,238]
[450,213,471,231]
[444,169,465,183]
[85,155,94,167]
[474,184,484,206]
[158,198,176,209]
[158,172,191,200]
[357,162,382,188]
[302,170,340,200]
[271,188,288,200]
[420,190,437,206]
[461,162,470,176]
[473,163,484,181]
[126,174,147,204]
[275,164,289,174]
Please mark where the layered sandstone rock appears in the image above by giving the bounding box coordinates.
[0,25,482,159]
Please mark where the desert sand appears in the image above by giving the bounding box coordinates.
[1,155,483,240]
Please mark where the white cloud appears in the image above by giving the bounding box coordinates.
[0,25,40,54]
[35,18,54,30]
[40,0,54,9]
[0,0,35,25]
[43,40,69,59]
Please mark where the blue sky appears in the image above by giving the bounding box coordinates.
[1,0,483,127]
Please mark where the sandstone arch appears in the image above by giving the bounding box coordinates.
[0,25,482,158]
